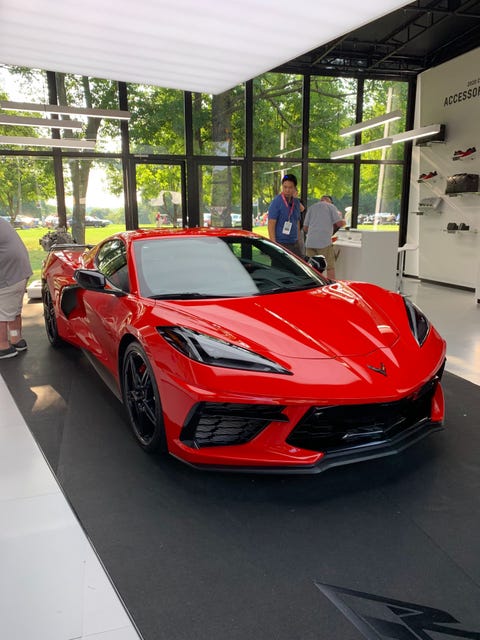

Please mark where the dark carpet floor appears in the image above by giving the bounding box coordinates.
[1,298,480,640]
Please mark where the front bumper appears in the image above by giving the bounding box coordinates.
[167,364,445,473]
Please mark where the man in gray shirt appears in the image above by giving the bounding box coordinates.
[0,218,33,358]
[303,195,345,279]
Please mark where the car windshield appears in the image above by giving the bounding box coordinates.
[133,235,327,299]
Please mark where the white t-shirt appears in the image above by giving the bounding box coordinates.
[304,202,342,248]
[0,219,33,288]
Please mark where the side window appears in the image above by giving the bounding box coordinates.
[95,239,129,292]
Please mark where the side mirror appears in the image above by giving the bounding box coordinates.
[74,269,125,296]
[308,254,327,274]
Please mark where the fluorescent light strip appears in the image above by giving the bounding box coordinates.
[0,135,95,149]
[391,124,441,144]
[340,110,403,137]
[330,137,393,160]
[0,114,83,130]
[0,100,131,120]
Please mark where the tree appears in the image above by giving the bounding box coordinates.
[57,73,119,242]
[0,157,55,221]
[0,83,56,220]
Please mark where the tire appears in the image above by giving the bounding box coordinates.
[121,342,168,453]
[42,283,64,347]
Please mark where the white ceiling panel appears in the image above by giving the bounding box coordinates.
[0,0,411,94]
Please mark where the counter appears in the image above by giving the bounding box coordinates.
[334,229,398,291]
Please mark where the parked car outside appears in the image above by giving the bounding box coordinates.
[85,215,112,227]
[373,212,397,224]
[204,212,241,227]
[44,215,59,228]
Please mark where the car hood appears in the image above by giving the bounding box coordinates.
[153,282,400,360]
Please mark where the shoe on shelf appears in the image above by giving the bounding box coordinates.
[453,147,477,160]
[418,171,437,182]
[11,339,27,352]
[0,345,18,359]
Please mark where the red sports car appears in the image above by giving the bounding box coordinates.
[41,228,446,473]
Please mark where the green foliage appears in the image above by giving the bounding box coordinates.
[253,73,303,157]
[0,156,55,219]
[128,84,185,154]
[309,77,357,158]
[192,86,245,156]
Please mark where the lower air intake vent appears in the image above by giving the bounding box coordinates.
[287,376,440,453]
[181,403,287,448]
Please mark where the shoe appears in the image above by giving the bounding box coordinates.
[11,339,27,352]
[453,147,476,160]
[0,346,18,359]
[418,171,438,182]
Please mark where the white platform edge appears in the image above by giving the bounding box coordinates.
[0,375,143,640]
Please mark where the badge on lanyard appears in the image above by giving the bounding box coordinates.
[281,194,295,236]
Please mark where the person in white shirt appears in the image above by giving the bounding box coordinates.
[303,195,345,279]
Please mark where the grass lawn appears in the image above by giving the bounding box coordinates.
[17,223,399,282]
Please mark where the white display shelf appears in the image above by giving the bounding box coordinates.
[445,192,480,197]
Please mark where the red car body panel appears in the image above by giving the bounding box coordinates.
[42,229,446,473]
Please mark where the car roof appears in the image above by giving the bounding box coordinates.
[117,227,260,245]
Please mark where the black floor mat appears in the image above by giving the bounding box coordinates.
[1,301,480,640]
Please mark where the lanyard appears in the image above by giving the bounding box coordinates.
[281,194,295,219]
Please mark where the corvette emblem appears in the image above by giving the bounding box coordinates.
[368,363,387,376]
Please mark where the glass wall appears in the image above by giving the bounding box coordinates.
[253,73,303,158]
[309,77,357,159]
[1,62,411,260]
[198,164,242,227]
[192,87,245,157]
[64,158,125,243]
[55,73,123,153]
[252,161,302,227]
[135,163,183,228]
[361,79,408,162]
[128,84,185,155]
[358,163,403,226]
[307,163,354,218]
[0,155,55,224]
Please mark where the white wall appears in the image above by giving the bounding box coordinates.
[407,47,480,289]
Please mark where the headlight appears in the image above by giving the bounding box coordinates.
[403,298,430,346]
[157,326,292,375]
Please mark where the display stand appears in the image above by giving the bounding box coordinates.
[334,229,398,291]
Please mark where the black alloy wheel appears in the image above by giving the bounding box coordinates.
[42,283,64,347]
[121,342,168,453]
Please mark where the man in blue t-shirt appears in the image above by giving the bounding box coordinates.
[267,174,302,256]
